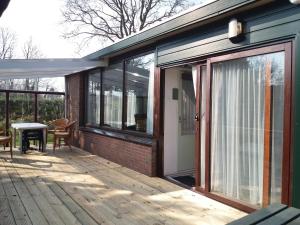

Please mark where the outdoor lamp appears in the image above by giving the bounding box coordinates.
[290,0,300,4]
[228,18,244,43]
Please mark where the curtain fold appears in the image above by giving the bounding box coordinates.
[210,52,285,207]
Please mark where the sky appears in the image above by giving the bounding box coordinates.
[0,0,98,58]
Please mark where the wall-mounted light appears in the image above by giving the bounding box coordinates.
[290,0,300,4]
[228,18,243,42]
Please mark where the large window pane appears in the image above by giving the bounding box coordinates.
[210,52,285,207]
[0,92,5,129]
[125,53,154,134]
[103,63,123,129]
[9,93,34,125]
[86,70,101,126]
[200,66,206,189]
[0,78,65,92]
[38,94,65,124]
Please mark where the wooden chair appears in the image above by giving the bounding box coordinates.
[0,128,13,158]
[53,120,76,152]
[47,118,69,134]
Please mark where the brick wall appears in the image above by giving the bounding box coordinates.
[78,131,156,176]
[66,73,157,177]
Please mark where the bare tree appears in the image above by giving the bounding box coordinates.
[62,0,194,44]
[22,37,44,91]
[0,27,16,59]
[23,37,43,59]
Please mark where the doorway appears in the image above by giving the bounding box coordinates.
[163,65,197,188]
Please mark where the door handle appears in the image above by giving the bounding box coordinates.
[194,114,199,121]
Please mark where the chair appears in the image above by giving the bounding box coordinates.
[22,129,44,153]
[47,118,69,134]
[0,128,13,158]
[53,120,76,152]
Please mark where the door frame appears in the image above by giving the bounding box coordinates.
[155,42,293,213]
[194,42,292,212]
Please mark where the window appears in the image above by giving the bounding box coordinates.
[85,53,155,134]
[210,51,285,207]
[102,63,123,129]
[124,53,154,134]
[86,70,101,126]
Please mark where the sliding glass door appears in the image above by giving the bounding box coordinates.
[195,43,291,210]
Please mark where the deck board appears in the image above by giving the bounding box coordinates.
[0,147,246,225]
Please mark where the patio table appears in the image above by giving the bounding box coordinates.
[11,123,48,152]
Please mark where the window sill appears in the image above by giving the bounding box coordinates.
[79,127,154,146]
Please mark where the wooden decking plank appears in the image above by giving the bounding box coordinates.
[257,207,300,225]
[0,148,246,225]
[46,182,99,225]
[287,216,300,225]
[3,160,49,225]
[0,197,16,225]
[0,159,32,225]
[48,153,176,225]
[62,152,237,225]
[10,159,73,225]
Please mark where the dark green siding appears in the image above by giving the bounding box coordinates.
[155,2,300,208]
[157,3,300,65]
[85,0,269,60]
[293,33,300,208]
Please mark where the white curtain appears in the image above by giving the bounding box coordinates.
[210,59,265,206]
[104,90,122,128]
[146,64,154,134]
[127,91,137,126]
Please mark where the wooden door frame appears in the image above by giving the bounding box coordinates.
[196,42,292,212]
[155,42,293,213]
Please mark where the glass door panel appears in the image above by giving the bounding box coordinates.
[210,52,285,207]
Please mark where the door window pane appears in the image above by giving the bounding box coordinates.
[103,63,123,129]
[125,53,154,134]
[210,52,285,207]
[86,70,101,126]
[200,66,206,189]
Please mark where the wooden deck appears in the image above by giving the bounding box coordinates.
[0,147,246,225]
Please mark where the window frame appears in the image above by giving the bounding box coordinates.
[84,51,155,137]
[194,42,292,212]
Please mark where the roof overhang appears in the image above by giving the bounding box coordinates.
[85,0,275,60]
[0,58,108,79]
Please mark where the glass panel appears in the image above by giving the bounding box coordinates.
[103,63,123,129]
[125,53,154,134]
[270,53,285,204]
[200,66,206,189]
[9,93,34,125]
[86,70,101,126]
[181,73,196,135]
[210,52,285,207]
[0,92,5,130]
[0,78,65,92]
[37,94,65,124]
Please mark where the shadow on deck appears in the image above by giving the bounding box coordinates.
[0,146,246,225]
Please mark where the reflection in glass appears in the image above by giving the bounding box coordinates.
[0,77,65,92]
[9,93,34,125]
[103,63,123,129]
[200,66,206,189]
[0,92,5,129]
[86,70,101,126]
[210,52,285,207]
[125,53,154,134]
[38,94,65,125]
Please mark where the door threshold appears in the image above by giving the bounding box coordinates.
[164,175,195,190]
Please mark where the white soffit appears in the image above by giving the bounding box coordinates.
[0,58,108,79]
